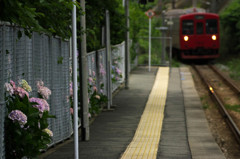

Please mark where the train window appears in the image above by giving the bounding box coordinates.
[206,19,218,34]
[196,22,203,34]
[182,20,194,35]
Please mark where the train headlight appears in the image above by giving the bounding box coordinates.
[212,35,217,40]
[184,36,189,41]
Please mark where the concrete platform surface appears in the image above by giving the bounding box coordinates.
[40,66,225,159]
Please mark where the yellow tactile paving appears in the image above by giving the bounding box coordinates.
[120,67,169,159]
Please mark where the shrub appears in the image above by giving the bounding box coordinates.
[4,80,55,159]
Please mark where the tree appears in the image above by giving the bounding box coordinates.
[0,0,81,39]
[220,0,240,55]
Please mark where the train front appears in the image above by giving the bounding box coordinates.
[179,13,220,60]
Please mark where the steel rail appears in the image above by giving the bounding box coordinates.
[208,64,240,95]
[193,65,240,145]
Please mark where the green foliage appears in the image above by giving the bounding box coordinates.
[88,80,108,116]
[220,0,240,55]
[129,1,163,65]
[225,58,240,80]
[0,0,81,39]
[85,0,125,51]
[225,104,240,112]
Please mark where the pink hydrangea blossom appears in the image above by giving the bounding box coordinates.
[8,110,27,128]
[70,108,73,115]
[10,80,16,89]
[88,77,93,83]
[93,86,97,92]
[36,80,51,100]
[14,87,29,98]
[92,71,96,77]
[69,82,73,97]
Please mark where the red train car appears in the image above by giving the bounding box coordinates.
[179,13,220,59]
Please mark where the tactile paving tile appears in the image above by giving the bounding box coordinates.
[121,67,169,159]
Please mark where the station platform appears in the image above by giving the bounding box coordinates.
[40,66,225,159]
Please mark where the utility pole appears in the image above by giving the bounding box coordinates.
[172,0,175,9]
[80,0,89,141]
[125,0,129,89]
[193,0,197,8]
[106,10,112,109]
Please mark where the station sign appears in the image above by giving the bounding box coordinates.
[145,9,155,19]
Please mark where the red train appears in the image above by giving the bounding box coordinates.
[167,10,220,60]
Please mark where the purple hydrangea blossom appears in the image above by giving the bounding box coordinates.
[8,110,27,127]
[116,68,122,75]
[99,64,106,76]
[30,97,47,113]
[41,99,50,111]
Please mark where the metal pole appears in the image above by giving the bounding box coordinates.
[161,14,166,65]
[72,1,79,158]
[125,0,129,89]
[80,0,89,141]
[106,10,112,109]
[148,18,151,72]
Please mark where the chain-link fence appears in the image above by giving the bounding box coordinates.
[0,24,72,158]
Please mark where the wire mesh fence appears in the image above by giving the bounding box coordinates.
[0,24,132,158]
[0,24,72,158]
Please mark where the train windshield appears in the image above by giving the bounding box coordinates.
[206,19,218,34]
[182,20,194,35]
[196,22,204,34]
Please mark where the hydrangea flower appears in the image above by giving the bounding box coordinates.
[95,95,100,99]
[4,82,14,95]
[116,68,122,75]
[37,80,51,100]
[14,87,29,98]
[8,110,27,128]
[10,80,16,89]
[92,71,96,77]
[93,86,97,92]
[43,128,53,137]
[29,97,49,112]
[88,77,93,83]
[99,64,106,76]
[41,99,50,112]
[69,82,73,97]
[70,108,73,115]
[20,79,32,92]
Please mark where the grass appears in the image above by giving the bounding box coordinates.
[203,103,209,109]
[225,104,240,112]
[218,56,240,80]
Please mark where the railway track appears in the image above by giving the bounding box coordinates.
[193,64,240,145]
